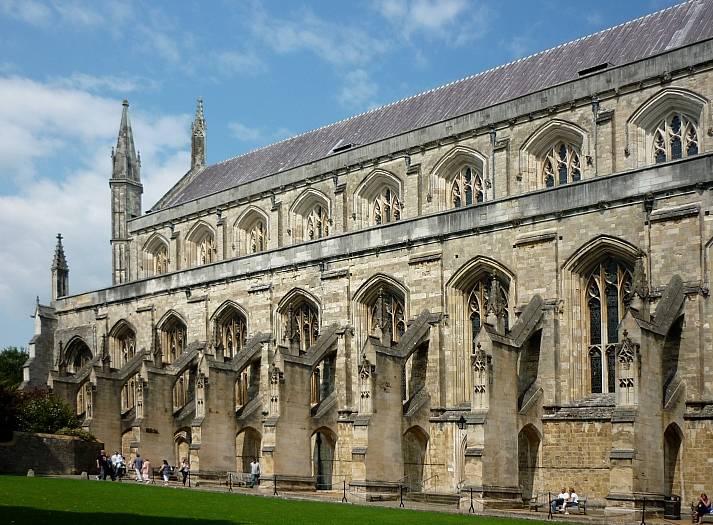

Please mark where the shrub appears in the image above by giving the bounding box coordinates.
[0,385,20,441]
[16,391,79,434]
[55,427,98,442]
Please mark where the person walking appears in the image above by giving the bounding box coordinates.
[141,458,151,484]
[249,457,261,488]
[179,457,190,486]
[132,454,144,482]
[96,449,109,480]
[160,459,171,485]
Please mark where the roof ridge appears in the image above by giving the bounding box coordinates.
[207,0,696,171]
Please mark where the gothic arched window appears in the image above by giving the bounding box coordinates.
[543,142,581,188]
[121,374,139,413]
[161,316,186,365]
[219,311,247,359]
[173,369,193,409]
[306,204,329,240]
[286,301,320,353]
[198,235,215,265]
[653,113,698,163]
[468,276,509,350]
[110,323,135,369]
[368,288,406,345]
[451,165,485,208]
[587,259,632,393]
[372,188,401,225]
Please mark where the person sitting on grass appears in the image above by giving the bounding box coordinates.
[551,487,569,513]
[696,493,711,523]
[160,459,171,485]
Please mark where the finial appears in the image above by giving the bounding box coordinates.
[122,99,129,107]
[57,233,63,242]
[36,295,40,306]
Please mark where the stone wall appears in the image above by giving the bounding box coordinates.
[0,432,103,475]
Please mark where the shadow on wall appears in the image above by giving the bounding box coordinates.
[0,432,102,475]
[3,508,244,525]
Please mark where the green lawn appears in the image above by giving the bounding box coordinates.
[0,476,552,525]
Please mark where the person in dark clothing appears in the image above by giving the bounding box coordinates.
[696,493,711,523]
[179,458,190,486]
[96,450,110,480]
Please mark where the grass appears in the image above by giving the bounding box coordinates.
[0,476,553,525]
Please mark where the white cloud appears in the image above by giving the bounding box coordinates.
[229,121,263,142]
[373,0,488,45]
[50,72,160,93]
[228,121,295,148]
[215,50,265,75]
[0,75,190,347]
[251,7,389,66]
[0,0,106,27]
[337,69,379,110]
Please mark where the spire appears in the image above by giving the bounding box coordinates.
[112,99,141,183]
[51,233,69,301]
[52,233,68,271]
[191,97,206,170]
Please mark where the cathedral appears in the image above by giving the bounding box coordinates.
[22,0,713,513]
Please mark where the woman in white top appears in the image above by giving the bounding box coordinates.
[563,486,578,514]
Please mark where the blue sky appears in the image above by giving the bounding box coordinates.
[0,0,679,348]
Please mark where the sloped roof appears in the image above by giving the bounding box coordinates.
[155,0,713,210]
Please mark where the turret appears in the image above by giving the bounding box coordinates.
[110,99,143,285]
[191,98,206,170]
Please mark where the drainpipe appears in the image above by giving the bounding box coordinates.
[489,127,497,199]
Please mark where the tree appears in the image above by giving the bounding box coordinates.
[0,347,28,388]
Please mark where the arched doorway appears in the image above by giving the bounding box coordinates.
[402,426,428,492]
[312,428,336,490]
[518,425,541,501]
[236,427,262,473]
[174,429,191,468]
[664,423,683,497]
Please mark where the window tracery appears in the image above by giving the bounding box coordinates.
[653,113,698,163]
[197,234,215,265]
[468,276,509,348]
[121,374,139,412]
[219,312,247,359]
[543,143,581,188]
[306,204,329,240]
[173,369,192,409]
[451,165,484,208]
[284,301,320,354]
[161,317,186,365]
[586,259,632,393]
[368,287,406,345]
[152,245,168,275]
[110,325,135,369]
[248,220,266,253]
[372,188,401,225]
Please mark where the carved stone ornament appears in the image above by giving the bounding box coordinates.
[632,256,649,300]
[618,330,639,370]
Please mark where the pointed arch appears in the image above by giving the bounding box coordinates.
[352,273,409,350]
[108,319,136,369]
[64,336,93,374]
[276,288,322,353]
[562,234,642,274]
[289,189,331,243]
[628,87,706,167]
[402,425,429,491]
[446,256,514,406]
[236,427,262,473]
[233,206,270,256]
[519,119,588,191]
[518,424,541,501]
[212,300,249,359]
[142,232,170,277]
[185,220,216,267]
[157,310,187,365]
[430,145,488,210]
[353,169,403,227]
[563,235,640,397]
[311,426,338,490]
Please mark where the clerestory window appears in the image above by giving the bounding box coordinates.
[653,113,698,164]
[543,143,581,188]
[451,165,485,208]
[306,204,329,240]
[372,188,401,225]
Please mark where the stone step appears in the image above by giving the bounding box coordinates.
[404,492,462,506]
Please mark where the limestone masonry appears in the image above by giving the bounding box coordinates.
[21,0,713,512]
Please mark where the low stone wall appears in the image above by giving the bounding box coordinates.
[0,431,103,475]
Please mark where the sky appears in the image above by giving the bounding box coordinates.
[0,0,681,348]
